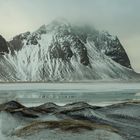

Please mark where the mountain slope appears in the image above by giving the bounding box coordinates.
[0,19,140,81]
[0,35,9,54]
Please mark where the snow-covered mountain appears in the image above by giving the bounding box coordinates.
[0,19,140,81]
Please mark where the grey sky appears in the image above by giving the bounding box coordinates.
[0,0,140,72]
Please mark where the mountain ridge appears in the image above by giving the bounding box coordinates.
[0,19,139,81]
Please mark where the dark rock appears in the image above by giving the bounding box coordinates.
[11,108,39,118]
[0,35,9,54]
[14,119,117,137]
[94,32,132,69]
[9,32,30,53]
[0,100,25,111]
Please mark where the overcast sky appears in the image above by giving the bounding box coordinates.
[0,0,140,72]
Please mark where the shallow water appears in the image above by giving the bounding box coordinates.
[0,82,140,106]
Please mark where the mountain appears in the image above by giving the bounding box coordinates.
[0,19,140,81]
[0,35,9,54]
[0,36,18,81]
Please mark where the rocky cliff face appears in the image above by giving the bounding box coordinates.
[9,20,131,69]
[0,19,139,81]
[0,35,9,54]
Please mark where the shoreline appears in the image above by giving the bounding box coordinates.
[0,79,140,84]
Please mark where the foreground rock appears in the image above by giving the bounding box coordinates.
[14,119,118,137]
[0,100,140,140]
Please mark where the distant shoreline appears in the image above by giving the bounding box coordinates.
[0,79,140,84]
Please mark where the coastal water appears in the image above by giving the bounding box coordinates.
[0,82,140,106]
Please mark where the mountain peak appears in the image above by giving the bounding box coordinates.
[50,18,70,26]
[36,24,47,34]
[36,19,70,35]
[0,19,138,81]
